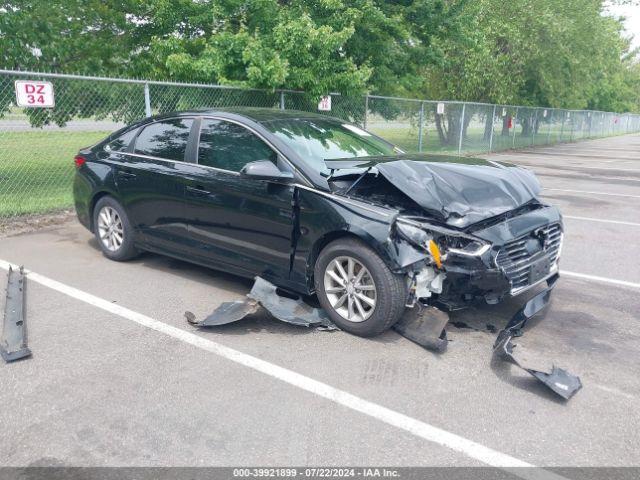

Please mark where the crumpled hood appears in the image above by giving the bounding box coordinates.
[329,154,541,228]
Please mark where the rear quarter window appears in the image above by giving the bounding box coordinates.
[106,128,138,152]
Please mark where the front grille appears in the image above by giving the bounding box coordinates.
[495,222,563,292]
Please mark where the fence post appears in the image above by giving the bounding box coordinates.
[587,112,592,138]
[546,110,552,145]
[569,112,574,141]
[279,91,285,110]
[458,102,466,155]
[559,112,566,143]
[363,94,369,129]
[626,114,631,134]
[144,83,152,117]
[511,107,519,148]
[417,101,424,152]
[488,104,496,152]
[531,109,538,146]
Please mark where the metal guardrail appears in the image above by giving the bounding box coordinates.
[1,69,639,217]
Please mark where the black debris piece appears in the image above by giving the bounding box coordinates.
[493,275,582,400]
[1,266,31,362]
[393,304,449,352]
[187,277,337,330]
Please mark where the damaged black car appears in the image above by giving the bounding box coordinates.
[73,107,563,337]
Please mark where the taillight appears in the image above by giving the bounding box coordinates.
[74,155,86,168]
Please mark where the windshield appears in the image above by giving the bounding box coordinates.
[262,118,397,175]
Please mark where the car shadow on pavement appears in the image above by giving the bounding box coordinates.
[87,237,254,296]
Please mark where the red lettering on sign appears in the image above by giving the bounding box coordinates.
[25,84,36,94]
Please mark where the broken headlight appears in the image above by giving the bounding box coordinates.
[395,218,490,263]
[446,238,491,257]
[395,222,432,247]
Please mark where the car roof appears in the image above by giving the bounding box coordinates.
[160,106,344,123]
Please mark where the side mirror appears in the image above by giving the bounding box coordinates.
[240,160,294,183]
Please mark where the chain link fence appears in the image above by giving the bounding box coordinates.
[2,69,639,217]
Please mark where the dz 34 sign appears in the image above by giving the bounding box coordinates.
[15,80,55,108]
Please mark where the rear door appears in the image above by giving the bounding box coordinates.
[182,118,296,282]
[114,117,196,253]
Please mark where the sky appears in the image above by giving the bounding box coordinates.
[606,2,640,51]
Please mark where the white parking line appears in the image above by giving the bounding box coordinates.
[544,188,640,199]
[593,384,636,401]
[0,259,564,480]
[517,151,640,160]
[564,216,640,227]
[491,153,640,172]
[491,158,640,173]
[562,270,640,289]
[536,173,640,183]
[553,165,640,173]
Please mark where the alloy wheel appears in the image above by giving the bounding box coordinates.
[323,256,377,323]
[97,206,124,252]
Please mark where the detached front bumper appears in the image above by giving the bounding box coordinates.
[437,260,559,309]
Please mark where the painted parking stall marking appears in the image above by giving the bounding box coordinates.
[563,216,640,227]
[544,188,640,199]
[560,270,640,289]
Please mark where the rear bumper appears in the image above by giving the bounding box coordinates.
[73,173,93,232]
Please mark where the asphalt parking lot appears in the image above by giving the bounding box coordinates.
[1,134,639,472]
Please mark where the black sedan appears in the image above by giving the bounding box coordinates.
[73,107,563,336]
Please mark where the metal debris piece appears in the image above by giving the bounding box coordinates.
[247,277,335,328]
[187,277,337,330]
[498,274,559,340]
[393,304,449,352]
[1,266,31,362]
[186,300,260,327]
[493,277,582,400]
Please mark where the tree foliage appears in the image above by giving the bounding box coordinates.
[1,0,639,112]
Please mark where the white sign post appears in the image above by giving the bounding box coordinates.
[318,95,332,111]
[15,80,55,107]
[436,102,445,115]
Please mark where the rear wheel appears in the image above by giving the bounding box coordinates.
[314,238,407,337]
[93,196,139,261]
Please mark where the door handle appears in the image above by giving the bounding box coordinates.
[117,170,137,178]
[186,185,211,196]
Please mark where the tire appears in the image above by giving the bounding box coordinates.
[92,196,139,261]
[314,237,407,337]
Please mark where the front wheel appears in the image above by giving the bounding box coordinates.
[93,196,139,261]
[314,238,407,337]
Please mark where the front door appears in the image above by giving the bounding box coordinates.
[182,118,295,283]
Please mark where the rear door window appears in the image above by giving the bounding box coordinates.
[198,119,277,172]
[134,118,194,161]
